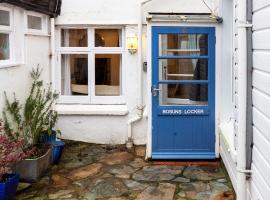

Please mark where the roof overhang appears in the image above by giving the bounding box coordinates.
[0,0,62,17]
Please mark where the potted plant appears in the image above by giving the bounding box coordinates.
[0,121,33,200]
[39,111,61,144]
[2,67,59,182]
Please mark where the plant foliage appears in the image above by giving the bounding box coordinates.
[3,67,59,147]
[0,120,34,182]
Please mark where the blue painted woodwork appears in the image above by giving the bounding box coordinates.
[152,26,216,160]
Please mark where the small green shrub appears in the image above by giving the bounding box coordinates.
[3,67,59,148]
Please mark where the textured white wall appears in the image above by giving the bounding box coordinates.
[54,0,220,145]
[56,0,218,25]
[0,35,51,119]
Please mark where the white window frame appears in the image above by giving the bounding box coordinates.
[56,26,126,105]
[25,11,48,35]
[0,5,14,67]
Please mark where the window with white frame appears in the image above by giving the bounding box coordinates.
[0,7,12,63]
[25,11,48,35]
[57,28,124,104]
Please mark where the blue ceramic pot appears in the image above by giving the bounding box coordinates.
[40,131,57,143]
[0,174,20,200]
[49,141,65,164]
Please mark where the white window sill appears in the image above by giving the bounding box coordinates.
[219,121,237,162]
[55,104,129,116]
[0,62,24,69]
[25,33,50,37]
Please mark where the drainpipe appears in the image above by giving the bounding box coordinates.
[236,0,252,199]
[126,0,153,149]
[246,0,253,172]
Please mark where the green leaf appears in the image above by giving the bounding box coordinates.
[56,129,62,135]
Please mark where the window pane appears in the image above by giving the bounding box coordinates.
[0,33,10,60]
[61,54,88,96]
[0,10,10,26]
[159,59,208,81]
[159,34,208,56]
[27,15,42,30]
[61,29,88,47]
[159,84,208,105]
[95,29,121,47]
[95,54,121,96]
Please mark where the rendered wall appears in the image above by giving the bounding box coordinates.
[0,6,51,122]
[54,0,220,145]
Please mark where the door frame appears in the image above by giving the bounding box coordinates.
[146,22,222,159]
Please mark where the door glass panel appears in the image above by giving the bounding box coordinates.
[159,84,208,105]
[159,59,208,80]
[159,34,208,56]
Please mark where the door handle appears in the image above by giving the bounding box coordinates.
[152,85,161,97]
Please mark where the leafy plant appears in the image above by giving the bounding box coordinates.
[3,67,59,147]
[0,120,33,182]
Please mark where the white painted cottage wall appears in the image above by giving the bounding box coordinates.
[55,0,219,145]
[0,6,51,121]
[219,0,238,190]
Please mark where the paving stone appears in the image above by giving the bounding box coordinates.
[124,180,148,191]
[14,142,235,200]
[173,177,190,183]
[129,158,148,169]
[67,163,103,181]
[62,161,86,169]
[135,183,176,200]
[179,181,211,193]
[213,191,235,200]
[133,165,184,182]
[16,182,31,193]
[210,181,231,193]
[48,189,74,199]
[217,178,227,183]
[195,191,212,200]
[84,178,128,199]
[99,152,133,165]
[135,146,146,157]
[107,198,128,200]
[51,174,71,187]
[183,165,220,181]
[109,165,136,179]
[177,191,186,197]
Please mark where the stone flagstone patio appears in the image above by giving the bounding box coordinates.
[15,141,235,200]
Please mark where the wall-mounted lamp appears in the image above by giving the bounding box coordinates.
[127,34,138,54]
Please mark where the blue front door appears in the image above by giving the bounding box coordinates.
[152,26,216,159]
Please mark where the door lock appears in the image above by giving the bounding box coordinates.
[152,85,161,96]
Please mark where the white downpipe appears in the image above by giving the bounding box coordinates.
[126,0,153,148]
[50,18,56,90]
[236,0,247,199]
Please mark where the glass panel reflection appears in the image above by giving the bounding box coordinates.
[61,54,88,96]
[159,84,208,105]
[159,34,208,56]
[159,59,208,81]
